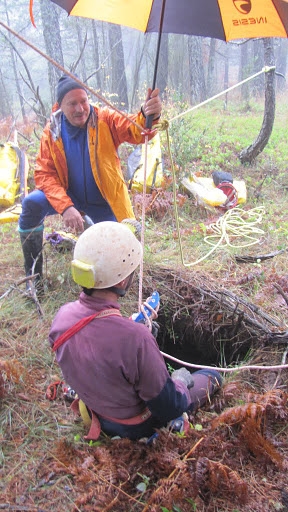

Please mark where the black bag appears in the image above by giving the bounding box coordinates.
[212,171,233,186]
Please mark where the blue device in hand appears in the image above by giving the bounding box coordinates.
[131,291,160,323]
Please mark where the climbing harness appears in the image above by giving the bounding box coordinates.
[48,300,158,440]
[70,398,152,441]
[4,20,285,377]
[52,309,122,352]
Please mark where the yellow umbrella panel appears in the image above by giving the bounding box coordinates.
[50,0,288,41]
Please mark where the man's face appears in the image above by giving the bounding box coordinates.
[60,89,90,128]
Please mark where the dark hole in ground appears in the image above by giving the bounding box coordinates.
[141,267,282,371]
[156,309,256,370]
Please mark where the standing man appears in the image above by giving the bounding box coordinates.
[18,75,162,288]
[49,221,222,441]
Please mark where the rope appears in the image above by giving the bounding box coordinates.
[3,20,284,372]
[157,121,267,267]
[160,351,288,373]
[204,206,265,249]
[138,134,149,310]
[0,19,152,311]
[0,21,146,134]
[169,66,276,123]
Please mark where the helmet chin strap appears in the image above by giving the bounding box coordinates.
[109,272,135,297]
[108,286,127,297]
[83,272,135,298]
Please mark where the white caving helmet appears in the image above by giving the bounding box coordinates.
[71,221,142,289]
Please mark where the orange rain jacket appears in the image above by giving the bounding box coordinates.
[34,105,155,221]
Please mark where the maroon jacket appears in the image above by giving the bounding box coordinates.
[49,292,191,432]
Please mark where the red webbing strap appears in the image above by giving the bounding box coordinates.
[52,309,121,352]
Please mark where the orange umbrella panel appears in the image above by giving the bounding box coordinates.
[50,0,288,41]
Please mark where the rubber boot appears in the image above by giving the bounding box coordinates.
[188,369,223,410]
[19,229,44,295]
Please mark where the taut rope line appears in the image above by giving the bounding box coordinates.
[0,21,146,134]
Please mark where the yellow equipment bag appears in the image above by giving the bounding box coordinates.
[0,142,29,223]
[182,175,247,208]
[128,133,163,193]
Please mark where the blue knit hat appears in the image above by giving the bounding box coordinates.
[57,75,86,105]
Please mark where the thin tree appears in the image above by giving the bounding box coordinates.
[156,33,169,99]
[188,36,206,104]
[206,38,216,98]
[239,38,275,164]
[39,0,64,104]
[108,24,128,109]
[3,0,26,121]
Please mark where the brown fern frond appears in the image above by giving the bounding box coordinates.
[241,417,284,468]
[132,190,186,221]
[0,358,25,384]
[211,402,265,429]
[196,457,248,504]
[53,438,80,468]
[248,389,288,408]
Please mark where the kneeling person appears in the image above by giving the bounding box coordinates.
[49,222,222,440]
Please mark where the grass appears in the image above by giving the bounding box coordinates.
[0,92,288,511]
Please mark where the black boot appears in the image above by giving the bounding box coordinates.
[19,229,44,294]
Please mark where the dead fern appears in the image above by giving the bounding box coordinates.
[240,417,285,468]
[0,358,25,389]
[196,457,248,504]
[211,390,287,469]
[247,388,288,419]
[132,189,186,220]
[211,402,265,429]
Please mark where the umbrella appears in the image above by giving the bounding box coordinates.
[49,0,288,127]
[50,0,288,41]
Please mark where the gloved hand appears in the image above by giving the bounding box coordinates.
[171,367,194,389]
[151,321,160,339]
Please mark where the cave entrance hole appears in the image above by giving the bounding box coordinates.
[141,268,281,371]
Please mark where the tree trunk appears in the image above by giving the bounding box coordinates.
[239,39,275,165]
[91,20,102,91]
[39,0,64,104]
[156,33,168,99]
[239,41,250,105]
[3,0,26,122]
[0,67,10,118]
[130,35,148,110]
[108,24,128,110]
[75,19,87,80]
[188,36,206,104]
[252,39,264,97]
[223,43,229,110]
[275,38,287,92]
[207,38,216,98]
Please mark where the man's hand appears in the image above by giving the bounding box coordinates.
[143,88,162,121]
[171,367,194,389]
[151,321,160,339]
[62,207,84,233]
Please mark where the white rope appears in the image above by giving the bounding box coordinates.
[138,134,149,311]
[169,66,275,123]
[160,350,288,373]
[204,206,265,249]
